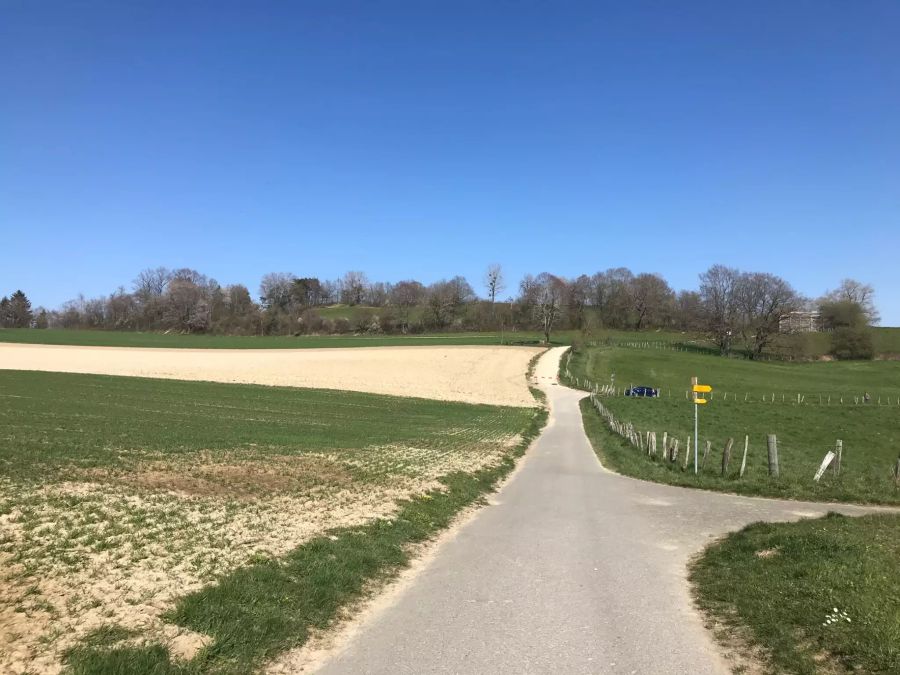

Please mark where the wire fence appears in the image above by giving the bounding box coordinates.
[561,352,900,407]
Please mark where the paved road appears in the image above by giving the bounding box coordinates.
[316,347,883,674]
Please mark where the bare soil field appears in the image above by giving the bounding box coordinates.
[0,343,541,407]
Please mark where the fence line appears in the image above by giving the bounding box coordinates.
[585,392,898,485]
[561,362,899,407]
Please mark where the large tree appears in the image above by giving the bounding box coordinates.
[533,273,567,344]
[819,298,874,360]
[132,267,172,329]
[735,272,799,358]
[483,264,505,306]
[391,280,425,330]
[164,278,209,332]
[259,272,296,311]
[340,271,369,306]
[674,290,703,331]
[8,290,33,328]
[590,268,634,328]
[629,273,674,330]
[566,274,592,330]
[699,265,740,355]
[823,279,879,325]
[292,277,324,307]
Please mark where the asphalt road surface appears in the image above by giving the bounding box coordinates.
[315,347,883,674]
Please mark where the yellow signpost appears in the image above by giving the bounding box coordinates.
[692,379,712,473]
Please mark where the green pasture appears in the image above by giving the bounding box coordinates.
[691,513,900,674]
[570,345,900,503]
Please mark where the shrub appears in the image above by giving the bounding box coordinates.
[830,327,875,360]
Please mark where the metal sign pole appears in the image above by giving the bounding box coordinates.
[694,399,699,474]
[691,376,698,474]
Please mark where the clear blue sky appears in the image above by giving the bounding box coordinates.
[2,1,898,323]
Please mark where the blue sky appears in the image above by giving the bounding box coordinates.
[2,1,898,323]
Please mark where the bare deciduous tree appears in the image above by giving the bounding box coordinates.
[736,272,799,358]
[824,279,879,325]
[629,273,674,330]
[391,280,425,330]
[133,267,171,299]
[566,274,592,329]
[259,272,296,310]
[533,272,566,344]
[675,290,703,331]
[700,265,740,354]
[483,264,505,305]
[590,268,634,328]
[340,271,369,306]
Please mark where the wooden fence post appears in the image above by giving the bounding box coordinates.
[721,438,734,476]
[683,436,691,470]
[739,435,749,478]
[894,456,900,486]
[834,440,842,477]
[701,440,711,470]
[767,434,779,477]
[814,451,836,482]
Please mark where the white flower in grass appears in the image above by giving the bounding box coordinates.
[823,607,852,627]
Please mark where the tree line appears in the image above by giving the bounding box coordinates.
[2,265,879,358]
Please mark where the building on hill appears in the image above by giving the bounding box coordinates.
[779,311,822,333]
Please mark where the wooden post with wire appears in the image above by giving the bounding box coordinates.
[721,438,734,476]
[767,434,779,477]
[739,435,749,478]
[834,439,842,477]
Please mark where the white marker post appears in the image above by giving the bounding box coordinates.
[692,380,712,475]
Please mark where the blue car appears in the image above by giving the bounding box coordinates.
[625,386,659,397]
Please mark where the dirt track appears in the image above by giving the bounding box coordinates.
[0,343,542,407]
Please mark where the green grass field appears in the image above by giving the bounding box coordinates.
[691,512,900,674]
[0,327,541,349]
[0,370,543,673]
[4,324,899,356]
[570,345,900,503]
[0,326,702,350]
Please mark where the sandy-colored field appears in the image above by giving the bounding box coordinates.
[0,343,541,407]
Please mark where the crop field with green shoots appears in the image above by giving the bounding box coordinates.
[0,370,541,673]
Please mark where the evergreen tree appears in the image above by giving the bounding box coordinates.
[0,297,10,328]
[8,290,33,328]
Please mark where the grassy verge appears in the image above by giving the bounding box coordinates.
[690,513,900,674]
[571,345,900,504]
[64,396,547,674]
